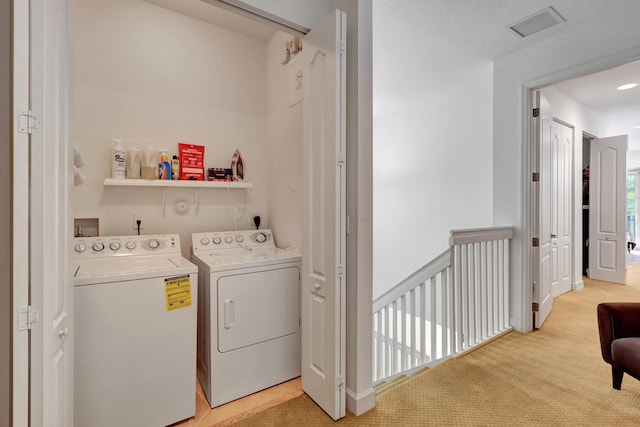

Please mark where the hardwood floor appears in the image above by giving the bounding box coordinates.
[172,377,303,427]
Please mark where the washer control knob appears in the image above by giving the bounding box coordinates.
[126,241,137,250]
[74,243,86,253]
[236,235,244,243]
[213,237,222,245]
[225,236,233,244]
[109,242,121,251]
[148,239,160,249]
[92,242,105,252]
[255,233,267,243]
[200,237,210,245]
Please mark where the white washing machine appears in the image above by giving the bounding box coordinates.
[73,234,198,427]
[190,229,301,408]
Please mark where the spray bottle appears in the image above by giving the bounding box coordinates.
[158,149,171,180]
[111,138,126,179]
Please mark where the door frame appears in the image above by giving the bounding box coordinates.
[20,1,375,421]
[522,56,640,332]
[628,168,640,248]
[12,0,31,425]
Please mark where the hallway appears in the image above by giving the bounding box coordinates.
[233,272,640,426]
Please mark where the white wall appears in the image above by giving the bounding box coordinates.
[494,1,640,331]
[73,0,271,255]
[265,31,303,251]
[540,85,609,292]
[372,1,494,299]
[628,151,640,170]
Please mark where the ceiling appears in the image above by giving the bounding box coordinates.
[143,0,640,149]
[377,0,640,150]
[143,0,276,41]
[554,60,640,151]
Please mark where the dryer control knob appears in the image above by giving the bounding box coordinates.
[92,242,105,252]
[255,233,267,243]
[74,243,86,253]
[213,237,222,245]
[110,242,121,251]
[126,241,137,250]
[224,236,233,244]
[148,239,160,249]
[236,235,244,243]
[200,237,210,245]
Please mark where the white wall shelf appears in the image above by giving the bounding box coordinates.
[103,178,252,217]
[103,178,253,190]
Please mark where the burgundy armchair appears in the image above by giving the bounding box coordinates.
[597,302,640,389]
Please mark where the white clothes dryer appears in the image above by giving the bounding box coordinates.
[73,234,198,427]
[190,229,301,408]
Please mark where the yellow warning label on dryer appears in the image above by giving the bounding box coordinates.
[165,275,192,311]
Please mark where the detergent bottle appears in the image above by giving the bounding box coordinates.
[158,149,171,180]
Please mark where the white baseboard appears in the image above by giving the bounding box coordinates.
[346,386,375,415]
[573,279,584,291]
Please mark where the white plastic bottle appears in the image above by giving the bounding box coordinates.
[126,146,141,179]
[111,138,126,179]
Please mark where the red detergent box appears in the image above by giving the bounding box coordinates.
[178,143,205,180]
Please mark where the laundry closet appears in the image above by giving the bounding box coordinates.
[73,0,303,253]
[71,0,305,423]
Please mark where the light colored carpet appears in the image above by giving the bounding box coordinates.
[235,270,640,426]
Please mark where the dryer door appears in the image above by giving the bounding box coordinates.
[217,267,300,352]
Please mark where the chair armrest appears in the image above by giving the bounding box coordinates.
[597,303,640,364]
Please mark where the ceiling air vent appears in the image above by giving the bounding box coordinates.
[508,6,565,38]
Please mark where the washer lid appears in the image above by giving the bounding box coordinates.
[74,256,197,285]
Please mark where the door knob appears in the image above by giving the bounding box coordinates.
[314,283,320,290]
[551,234,557,238]
[58,328,69,338]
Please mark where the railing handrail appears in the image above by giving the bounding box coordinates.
[449,226,514,246]
[373,227,514,313]
[373,248,451,313]
[372,225,514,383]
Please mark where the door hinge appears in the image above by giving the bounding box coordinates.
[532,302,539,312]
[532,108,540,117]
[17,306,39,331]
[18,110,40,134]
[338,41,345,56]
[337,265,344,278]
[337,153,345,167]
[337,375,344,390]
[532,237,539,247]
[532,172,540,182]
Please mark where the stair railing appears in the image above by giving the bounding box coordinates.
[372,226,514,383]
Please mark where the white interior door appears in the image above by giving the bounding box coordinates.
[301,9,346,421]
[550,120,572,297]
[589,135,628,284]
[29,0,73,425]
[532,91,553,328]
